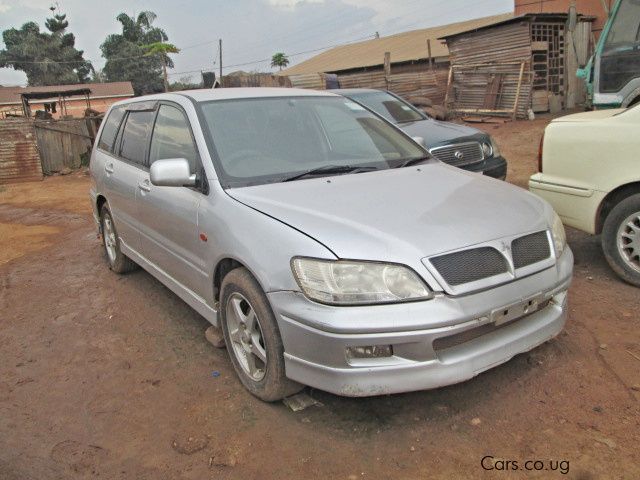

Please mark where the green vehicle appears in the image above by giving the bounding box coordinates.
[578,0,640,109]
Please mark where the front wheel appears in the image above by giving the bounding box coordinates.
[601,194,640,287]
[220,267,302,401]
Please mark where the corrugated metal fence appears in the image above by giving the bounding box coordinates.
[0,119,43,184]
[337,66,449,105]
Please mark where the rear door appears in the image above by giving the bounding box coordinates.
[99,103,156,254]
[136,102,209,297]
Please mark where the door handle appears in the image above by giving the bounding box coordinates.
[138,179,151,192]
[104,162,114,174]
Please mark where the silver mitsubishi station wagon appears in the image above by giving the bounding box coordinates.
[89,88,573,401]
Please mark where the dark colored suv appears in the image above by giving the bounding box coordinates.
[334,89,508,179]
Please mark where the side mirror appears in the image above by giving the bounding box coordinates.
[149,158,196,187]
[412,136,426,147]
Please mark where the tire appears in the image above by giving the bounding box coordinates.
[601,193,640,287]
[220,267,303,401]
[99,204,138,274]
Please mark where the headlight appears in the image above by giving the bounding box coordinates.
[481,142,493,157]
[551,211,567,257]
[490,136,501,157]
[291,258,432,305]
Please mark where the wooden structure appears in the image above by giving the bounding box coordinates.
[21,87,92,118]
[441,13,593,118]
[34,118,100,175]
[0,82,134,119]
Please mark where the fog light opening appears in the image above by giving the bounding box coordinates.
[346,345,393,359]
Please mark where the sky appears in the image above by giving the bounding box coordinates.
[0,0,513,86]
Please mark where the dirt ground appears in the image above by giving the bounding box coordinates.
[1,114,639,480]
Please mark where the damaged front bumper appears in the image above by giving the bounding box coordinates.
[268,248,572,397]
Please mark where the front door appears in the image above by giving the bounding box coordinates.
[137,102,209,297]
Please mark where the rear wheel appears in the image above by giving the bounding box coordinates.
[100,204,138,274]
[601,194,640,287]
[220,267,302,401]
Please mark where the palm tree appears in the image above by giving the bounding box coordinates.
[143,42,180,92]
[271,52,289,71]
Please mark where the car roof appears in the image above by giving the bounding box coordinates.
[181,87,339,102]
[331,88,385,96]
[110,87,340,108]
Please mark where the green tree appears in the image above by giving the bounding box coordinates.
[100,11,169,95]
[271,52,289,71]
[143,42,179,92]
[0,13,91,86]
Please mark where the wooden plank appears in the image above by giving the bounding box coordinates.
[512,61,526,120]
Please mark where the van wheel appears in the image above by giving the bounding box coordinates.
[601,194,640,287]
[100,204,138,274]
[220,267,303,401]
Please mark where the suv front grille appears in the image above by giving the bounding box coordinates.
[427,231,554,290]
[429,247,508,286]
[512,231,551,269]
[429,142,484,167]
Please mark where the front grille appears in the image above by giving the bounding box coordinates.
[512,231,551,269]
[429,142,484,167]
[430,247,508,286]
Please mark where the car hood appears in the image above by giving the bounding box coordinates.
[226,163,549,264]
[551,109,626,122]
[398,118,483,146]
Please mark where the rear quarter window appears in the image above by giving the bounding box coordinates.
[97,106,125,153]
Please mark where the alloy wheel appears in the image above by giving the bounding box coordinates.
[225,292,267,381]
[102,215,117,264]
[617,212,640,274]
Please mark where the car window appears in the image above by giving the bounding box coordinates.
[149,104,199,172]
[119,110,155,166]
[348,91,425,124]
[603,0,640,52]
[97,106,125,153]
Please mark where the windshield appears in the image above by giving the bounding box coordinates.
[199,96,427,187]
[346,91,426,124]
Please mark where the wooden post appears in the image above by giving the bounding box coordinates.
[444,66,453,108]
[427,39,434,71]
[384,51,391,89]
[512,61,526,120]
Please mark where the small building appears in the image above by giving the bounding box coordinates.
[0,81,134,119]
[515,0,612,38]
[279,13,513,106]
[440,13,594,118]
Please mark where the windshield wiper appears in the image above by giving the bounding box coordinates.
[394,155,431,169]
[281,165,377,182]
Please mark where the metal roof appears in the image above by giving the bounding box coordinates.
[280,12,514,75]
[0,82,134,105]
[439,12,595,40]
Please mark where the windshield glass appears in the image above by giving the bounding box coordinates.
[199,96,426,187]
[346,91,425,124]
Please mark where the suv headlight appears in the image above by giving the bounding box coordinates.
[291,258,432,305]
[551,211,567,257]
[481,142,493,158]
[490,136,501,157]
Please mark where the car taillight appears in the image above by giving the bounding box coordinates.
[537,132,545,173]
